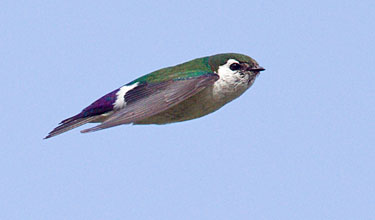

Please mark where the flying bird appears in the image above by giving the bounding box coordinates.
[45,53,265,139]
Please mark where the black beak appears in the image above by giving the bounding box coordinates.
[248,66,265,72]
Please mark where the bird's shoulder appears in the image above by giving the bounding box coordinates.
[127,57,213,85]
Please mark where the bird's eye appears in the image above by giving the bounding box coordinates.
[230,63,241,71]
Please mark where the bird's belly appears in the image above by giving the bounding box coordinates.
[134,81,248,125]
[135,87,225,124]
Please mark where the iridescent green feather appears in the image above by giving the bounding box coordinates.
[126,53,257,85]
[127,57,211,85]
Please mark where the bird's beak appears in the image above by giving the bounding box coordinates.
[247,66,265,72]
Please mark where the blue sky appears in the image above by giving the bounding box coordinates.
[1,0,374,219]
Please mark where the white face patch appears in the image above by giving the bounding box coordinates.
[213,59,251,102]
[216,59,246,84]
[216,59,240,76]
[113,82,139,109]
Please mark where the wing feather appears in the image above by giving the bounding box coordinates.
[44,116,101,139]
[81,73,218,133]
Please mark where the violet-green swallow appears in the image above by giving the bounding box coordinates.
[45,53,265,139]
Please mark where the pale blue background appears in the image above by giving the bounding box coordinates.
[1,0,374,219]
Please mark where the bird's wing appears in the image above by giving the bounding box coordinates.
[81,73,219,133]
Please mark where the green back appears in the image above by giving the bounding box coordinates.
[127,57,211,85]
[126,53,257,85]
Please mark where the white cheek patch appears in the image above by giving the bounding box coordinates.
[113,82,139,109]
[213,58,251,101]
[216,59,240,79]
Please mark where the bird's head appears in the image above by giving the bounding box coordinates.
[208,53,265,85]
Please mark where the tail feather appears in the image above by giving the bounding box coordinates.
[44,116,100,139]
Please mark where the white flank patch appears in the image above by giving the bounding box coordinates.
[113,82,139,109]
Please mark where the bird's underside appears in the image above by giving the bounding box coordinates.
[134,85,224,124]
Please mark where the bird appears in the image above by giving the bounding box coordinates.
[45,53,265,139]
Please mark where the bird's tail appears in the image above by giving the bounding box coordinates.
[44,115,100,139]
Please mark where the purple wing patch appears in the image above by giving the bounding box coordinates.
[60,88,119,124]
[81,89,119,117]
[45,88,121,139]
